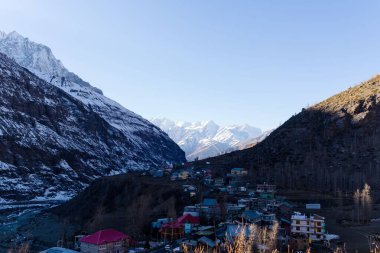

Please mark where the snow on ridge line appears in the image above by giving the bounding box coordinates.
[151,118,265,160]
[0,32,165,139]
[0,31,103,93]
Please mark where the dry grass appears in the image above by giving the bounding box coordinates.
[183,222,279,253]
[310,74,380,114]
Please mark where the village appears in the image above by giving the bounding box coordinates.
[36,164,357,253]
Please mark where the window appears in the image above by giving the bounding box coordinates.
[296,220,300,224]
[296,227,300,231]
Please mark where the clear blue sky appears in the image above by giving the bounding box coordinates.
[1,0,380,130]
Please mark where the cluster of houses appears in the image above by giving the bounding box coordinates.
[147,167,338,252]
[39,166,340,253]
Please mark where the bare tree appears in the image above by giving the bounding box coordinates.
[353,183,372,224]
[8,242,30,253]
[361,183,372,223]
[354,189,361,224]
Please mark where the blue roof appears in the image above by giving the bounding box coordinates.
[280,201,293,208]
[242,210,262,220]
[231,168,244,172]
[202,198,217,206]
[198,236,217,248]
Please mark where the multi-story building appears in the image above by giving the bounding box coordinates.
[230,168,248,176]
[79,229,131,253]
[291,212,326,241]
[256,183,276,194]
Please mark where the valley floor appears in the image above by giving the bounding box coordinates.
[1,187,379,252]
[0,200,65,252]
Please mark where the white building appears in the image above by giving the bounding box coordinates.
[256,183,276,193]
[291,212,326,241]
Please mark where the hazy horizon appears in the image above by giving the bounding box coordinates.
[1,1,380,130]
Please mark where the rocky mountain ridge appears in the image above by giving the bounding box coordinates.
[0,31,178,154]
[0,32,185,201]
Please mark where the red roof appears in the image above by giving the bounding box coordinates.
[177,214,200,225]
[80,229,128,245]
[161,214,200,229]
[161,221,183,229]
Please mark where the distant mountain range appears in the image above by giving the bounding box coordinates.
[0,31,185,201]
[151,118,268,160]
[199,74,380,193]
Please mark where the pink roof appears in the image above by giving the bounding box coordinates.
[80,229,128,245]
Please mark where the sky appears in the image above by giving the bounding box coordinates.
[1,1,380,130]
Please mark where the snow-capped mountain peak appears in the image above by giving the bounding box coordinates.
[0,30,102,94]
[0,31,185,201]
[7,30,22,39]
[151,118,265,160]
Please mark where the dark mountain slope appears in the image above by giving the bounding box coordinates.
[49,174,186,237]
[4,174,188,250]
[0,53,184,201]
[200,75,380,193]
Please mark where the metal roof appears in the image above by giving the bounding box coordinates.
[202,198,217,206]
